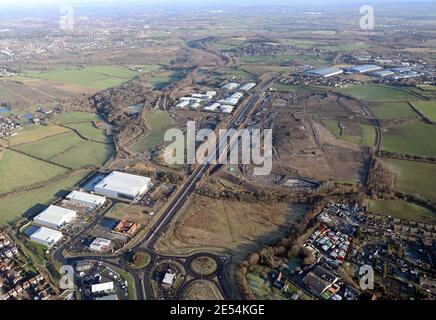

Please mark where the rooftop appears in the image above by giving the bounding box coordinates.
[305,66,343,77]
[91,282,114,293]
[66,191,106,206]
[29,226,63,245]
[34,205,77,226]
[348,64,382,73]
[95,171,151,197]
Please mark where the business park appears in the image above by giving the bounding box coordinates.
[24,171,152,249]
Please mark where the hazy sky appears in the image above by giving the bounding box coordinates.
[0,0,426,6]
[0,0,429,14]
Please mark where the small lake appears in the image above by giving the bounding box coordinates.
[0,106,10,114]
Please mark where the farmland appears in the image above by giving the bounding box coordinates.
[339,84,422,102]
[15,132,83,160]
[65,122,112,143]
[367,199,436,224]
[0,150,68,195]
[128,110,175,154]
[368,101,417,120]
[0,170,91,225]
[239,54,327,66]
[55,111,102,125]
[4,125,70,146]
[411,101,436,122]
[381,121,436,157]
[51,141,114,169]
[24,65,159,90]
[0,113,115,225]
[382,158,436,201]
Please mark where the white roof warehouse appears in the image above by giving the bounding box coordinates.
[94,171,152,201]
[305,66,344,78]
[29,226,63,247]
[66,191,106,209]
[33,205,77,229]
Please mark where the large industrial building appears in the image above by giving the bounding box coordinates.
[239,83,256,91]
[222,82,240,91]
[94,171,152,200]
[29,226,63,247]
[371,70,395,78]
[33,205,77,229]
[347,64,382,74]
[66,191,106,209]
[305,66,344,78]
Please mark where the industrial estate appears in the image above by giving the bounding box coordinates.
[0,0,435,304]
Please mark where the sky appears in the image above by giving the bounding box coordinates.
[0,0,428,16]
[0,0,426,7]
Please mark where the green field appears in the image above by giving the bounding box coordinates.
[66,122,111,143]
[52,141,114,169]
[0,171,90,225]
[319,43,369,52]
[320,119,375,147]
[144,72,184,90]
[411,101,436,122]
[0,150,68,195]
[15,132,83,160]
[381,121,436,157]
[367,199,436,224]
[25,65,159,90]
[5,125,70,146]
[383,158,436,201]
[214,67,254,81]
[360,124,377,147]
[339,84,422,102]
[55,112,102,125]
[128,110,176,153]
[239,54,327,66]
[369,101,417,119]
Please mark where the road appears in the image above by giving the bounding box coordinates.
[141,92,264,248]
[53,79,272,300]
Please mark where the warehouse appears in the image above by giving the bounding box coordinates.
[29,226,63,247]
[305,66,343,78]
[239,83,256,91]
[347,64,382,74]
[222,82,240,91]
[95,171,152,200]
[203,102,221,112]
[33,205,77,229]
[220,105,234,114]
[371,70,395,78]
[390,67,412,73]
[220,92,244,106]
[176,100,190,109]
[66,191,106,209]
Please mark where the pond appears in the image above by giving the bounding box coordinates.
[0,106,10,114]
